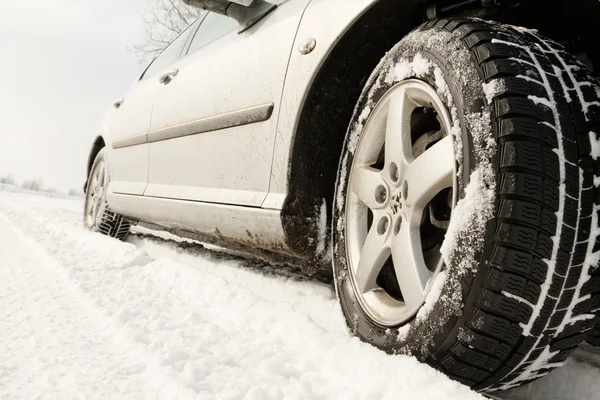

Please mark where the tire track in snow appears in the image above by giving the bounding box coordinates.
[0,190,482,400]
[126,231,340,334]
[0,214,162,399]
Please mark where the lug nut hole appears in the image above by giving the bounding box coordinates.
[375,185,387,204]
[377,216,390,235]
[389,163,399,183]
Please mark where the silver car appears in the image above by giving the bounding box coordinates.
[83,0,600,392]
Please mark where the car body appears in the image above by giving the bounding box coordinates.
[85,0,600,274]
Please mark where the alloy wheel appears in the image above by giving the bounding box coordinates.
[84,158,106,229]
[345,79,457,327]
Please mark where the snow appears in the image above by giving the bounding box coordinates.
[440,168,495,268]
[415,271,447,323]
[396,323,411,342]
[502,291,536,312]
[347,105,372,154]
[409,53,431,78]
[510,25,539,34]
[553,65,574,103]
[388,59,412,83]
[1,186,599,399]
[584,204,600,271]
[335,153,349,214]
[0,187,487,400]
[589,131,600,160]
[482,79,506,105]
[386,53,431,84]
[316,198,328,255]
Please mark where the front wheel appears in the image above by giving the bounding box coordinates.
[333,19,600,392]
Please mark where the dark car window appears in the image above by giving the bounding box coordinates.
[187,13,238,55]
[142,22,197,79]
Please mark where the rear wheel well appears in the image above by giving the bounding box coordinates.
[282,0,600,264]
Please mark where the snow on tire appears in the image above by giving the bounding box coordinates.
[83,148,131,241]
[332,18,600,392]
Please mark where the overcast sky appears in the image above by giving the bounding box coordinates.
[0,0,146,192]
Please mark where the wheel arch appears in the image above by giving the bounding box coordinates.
[84,135,106,193]
[281,0,429,262]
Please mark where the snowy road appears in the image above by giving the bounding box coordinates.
[0,187,598,400]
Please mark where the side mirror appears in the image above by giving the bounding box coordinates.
[183,0,277,34]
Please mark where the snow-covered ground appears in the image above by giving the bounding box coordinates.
[0,187,598,400]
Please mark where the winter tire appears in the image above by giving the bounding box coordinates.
[84,148,131,240]
[588,288,600,347]
[333,18,600,392]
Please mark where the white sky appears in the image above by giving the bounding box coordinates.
[0,0,146,192]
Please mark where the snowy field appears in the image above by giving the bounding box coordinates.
[0,186,598,400]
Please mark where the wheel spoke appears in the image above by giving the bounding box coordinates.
[404,135,454,209]
[92,201,99,224]
[97,163,105,188]
[351,165,388,210]
[391,218,431,309]
[385,87,414,172]
[89,174,98,195]
[84,198,94,222]
[355,218,391,293]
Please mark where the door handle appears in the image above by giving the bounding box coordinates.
[113,98,124,109]
[159,69,179,84]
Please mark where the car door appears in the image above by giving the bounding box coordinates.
[107,20,199,196]
[145,0,311,207]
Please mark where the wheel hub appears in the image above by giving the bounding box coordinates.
[344,79,457,327]
[390,190,402,215]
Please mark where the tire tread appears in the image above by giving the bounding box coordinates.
[423,19,600,391]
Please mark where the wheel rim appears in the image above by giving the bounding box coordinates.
[84,158,106,229]
[345,79,457,327]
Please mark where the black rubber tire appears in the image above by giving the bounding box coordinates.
[588,270,600,346]
[333,18,600,392]
[84,148,131,241]
[589,322,600,347]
